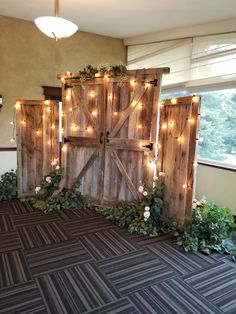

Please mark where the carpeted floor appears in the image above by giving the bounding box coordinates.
[0,200,236,314]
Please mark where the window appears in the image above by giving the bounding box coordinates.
[161,88,236,168]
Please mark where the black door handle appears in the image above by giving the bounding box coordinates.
[106,131,110,143]
[100,132,104,144]
[142,143,153,151]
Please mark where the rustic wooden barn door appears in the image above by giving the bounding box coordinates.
[61,68,169,202]
[103,75,161,201]
[63,80,106,200]
[157,96,201,224]
[16,100,59,196]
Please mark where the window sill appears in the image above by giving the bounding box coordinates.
[198,158,236,172]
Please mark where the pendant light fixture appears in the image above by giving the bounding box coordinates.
[35,0,78,40]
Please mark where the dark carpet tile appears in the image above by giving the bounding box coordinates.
[148,242,217,275]
[0,250,32,289]
[56,208,99,221]
[0,281,47,314]
[12,211,59,227]
[10,199,36,215]
[97,249,176,296]
[88,298,138,314]
[36,263,120,314]
[129,277,222,314]
[64,216,114,236]
[0,201,13,215]
[118,229,174,247]
[0,230,22,252]
[79,229,137,261]
[17,221,73,249]
[0,215,15,233]
[183,261,236,313]
[25,239,93,277]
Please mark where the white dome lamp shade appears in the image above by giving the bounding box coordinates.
[34,0,78,40]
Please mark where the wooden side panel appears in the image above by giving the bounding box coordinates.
[16,100,59,196]
[157,96,200,224]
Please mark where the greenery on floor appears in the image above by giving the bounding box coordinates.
[176,200,236,259]
[99,180,236,260]
[24,168,86,213]
[99,179,177,237]
[0,170,17,201]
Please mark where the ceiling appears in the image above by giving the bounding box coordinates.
[1,0,236,39]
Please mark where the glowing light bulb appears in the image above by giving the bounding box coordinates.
[69,107,73,112]
[138,124,143,129]
[130,80,136,87]
[90,91,95,97]
[51,124,55,130]
[148,160,155,169]
[21,120,26,125]
[132,101,136,107]
[176,136,183,143]
[47,107,51,113]
[114,111,118,116]
[61,128,64,134]
[10,138,15,143]
[168,120,174,127]
[171,98,178,105]
[193,161,198,167]
[92,110,97,117]
[10,121,14,125]
[44,100,50,105]
[61,77,65,83]
[66,71,71,75]
[48,140,51,145]
[187,118,194,124]
[72,124,78,131]
[66,93,71,100]
[62,145,67,152]
[95,73,100,77]
[161,124,167,129]
[36,130,40,136]
[42,115,45,119]
[192,95,200,103]
[182,184,187,189]
[104,74,109,79]
[15,102,21,110]
[145,82,151,88]
[139,103,143,110]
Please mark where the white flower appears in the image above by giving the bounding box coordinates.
[159,172,165,177]
[46,176,52,183]
[35,186,41,193]
[143,191,148,196]
[144,217,148,221]
[138,186,144,193]
[145,206,150,211]
[55,165,60,170]
[51,160,57,166]
[144,211,150,219]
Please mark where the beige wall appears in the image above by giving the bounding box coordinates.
[0,15,126,147]
[195,164,236,214]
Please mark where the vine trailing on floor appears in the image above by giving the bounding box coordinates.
[23,167,86,213]
[0,169,17,201]
[99,178,177,236]
[176,200,236,259]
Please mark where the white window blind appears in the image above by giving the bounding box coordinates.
[127,32,236,88]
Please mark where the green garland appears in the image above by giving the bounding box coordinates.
[99,179,176,236]
[77,64,128,83]
[176,200,236,258]
[0,170,17,201]
[24,168,86,213]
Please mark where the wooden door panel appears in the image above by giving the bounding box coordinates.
[63,81,106,200]
[103,77,160,201]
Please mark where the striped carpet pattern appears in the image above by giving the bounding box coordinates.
[0,199,236,313]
